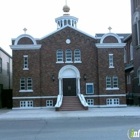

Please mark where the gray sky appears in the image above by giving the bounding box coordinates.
[0,0,131,55]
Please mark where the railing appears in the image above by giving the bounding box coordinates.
[77,89,88,107]
[55,94,63,108]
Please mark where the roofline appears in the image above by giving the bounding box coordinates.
[123,34,132,42]
[40,25,96,40]
[0,47,12,58]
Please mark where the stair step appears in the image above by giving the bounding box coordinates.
[57,96,87,111]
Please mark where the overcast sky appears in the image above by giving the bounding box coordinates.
[0,0,131,56]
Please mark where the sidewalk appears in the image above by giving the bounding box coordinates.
[0,106,140,120]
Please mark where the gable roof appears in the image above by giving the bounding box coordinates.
[40,25,96,40]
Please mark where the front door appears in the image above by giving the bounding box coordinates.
[63,78,76,96]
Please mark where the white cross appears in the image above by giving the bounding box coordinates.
[108,26,112,32]
[23,28,27,34]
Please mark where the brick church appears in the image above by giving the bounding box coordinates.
[10,3,127,110]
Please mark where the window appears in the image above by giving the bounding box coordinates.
[56,50,63,62]
[106,98,119,105]
[130,43,133,60]
[87,99,94,106]
[109,54,114,68]
[20,101,33,108]
[74,49,81,62]
[106,76,111,88]
[127,75,131,84]
[20,78,33,92]
[66,49,72,62]
[23,55,28,70]
[113,76,118,88]
[20,78,26,90]
[46,100,53,107]
[86,83,94,94]
[106,76,119,90]
[124,48,126,63]
[27,78,32,90]
[0,58,2,73]
[7,62,9,75]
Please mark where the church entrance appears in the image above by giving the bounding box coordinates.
[63,78,76,96]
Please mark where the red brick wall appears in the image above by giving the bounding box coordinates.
[97,48,125,94]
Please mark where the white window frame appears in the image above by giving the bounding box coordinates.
[86,83,94,94]
[106,98,119,106]
[46,100,53,107]
[106,76,111,89]
[23,55,29,70]
[106,76,119,90]
[27,78,33,91]
[113,76,119,89]
[20,78,26,90]
[130,42,133,60]
[87,99,94,106]
[20,101,33,108]
[65,49,72,63]
[56,50,64,63]
[74,49,82,63]
[109,54,114,68]
[19,78,33,92]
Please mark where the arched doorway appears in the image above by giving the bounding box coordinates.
[58,65,80,96]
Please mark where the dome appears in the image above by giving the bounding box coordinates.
[63,5,70,13]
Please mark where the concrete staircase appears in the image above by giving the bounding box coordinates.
[58,96,88,111]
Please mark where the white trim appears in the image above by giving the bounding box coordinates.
[40,25,96,40]
[12,106,55,110]
[10,45,41,50]
[12,105,127,109]
[65,61,73,63]
[86,83,94,94]
[106,88,119,90]
[13,96,57,99]
[74,61,82,63]
[95,43,126,48]
[58,65,80,78]
[84,94,126,97]
[56,61,64,64]
[109,66,114,68]
[89,104,127,108]
[14,34,37,45]
[23,68,29,70]
[19,90,33,93]
[100,33,122,43]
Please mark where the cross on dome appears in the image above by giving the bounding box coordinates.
[108,26,112,32]
[23,28,27,34]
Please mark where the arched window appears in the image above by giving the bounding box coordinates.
[74,49,81,62]
[106,76,111,88]
[130,42,133,60]
[113,76,118,88]
[66,49,72,62]
[57,50,63,62]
